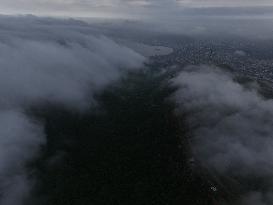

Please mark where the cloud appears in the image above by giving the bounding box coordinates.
[1,0,273,18]
[0,110,43,205]
[0,15,144,205]
[171,65,273,204]
[177,0,273,7]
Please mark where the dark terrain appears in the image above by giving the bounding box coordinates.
[26,68,227,205]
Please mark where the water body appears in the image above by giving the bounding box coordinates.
[119,40,174,57]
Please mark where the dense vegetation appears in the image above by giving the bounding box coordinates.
[27,68,223,205]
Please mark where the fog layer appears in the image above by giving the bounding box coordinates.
[0,15,144,205]
[171,66,273,204]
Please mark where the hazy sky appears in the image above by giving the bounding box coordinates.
[0,0,273,17]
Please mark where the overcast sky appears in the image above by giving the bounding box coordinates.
[0,0,273,18]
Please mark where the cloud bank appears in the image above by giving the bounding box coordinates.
[1,0,273,18]
[171,66,273,204]
[0,15,144,205]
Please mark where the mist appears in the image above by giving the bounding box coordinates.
[0,15,144,205]
[0,2,273,204]
[171,65,273,204]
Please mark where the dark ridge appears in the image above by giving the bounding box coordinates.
[27,69,226,205]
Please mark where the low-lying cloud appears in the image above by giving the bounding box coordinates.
[171,65,273,204]
[0,15,144,205]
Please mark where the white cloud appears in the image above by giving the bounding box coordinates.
[0,0,272,17]
[0,15,144,204]
[171,65,273,204]
[177,0,273,7]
